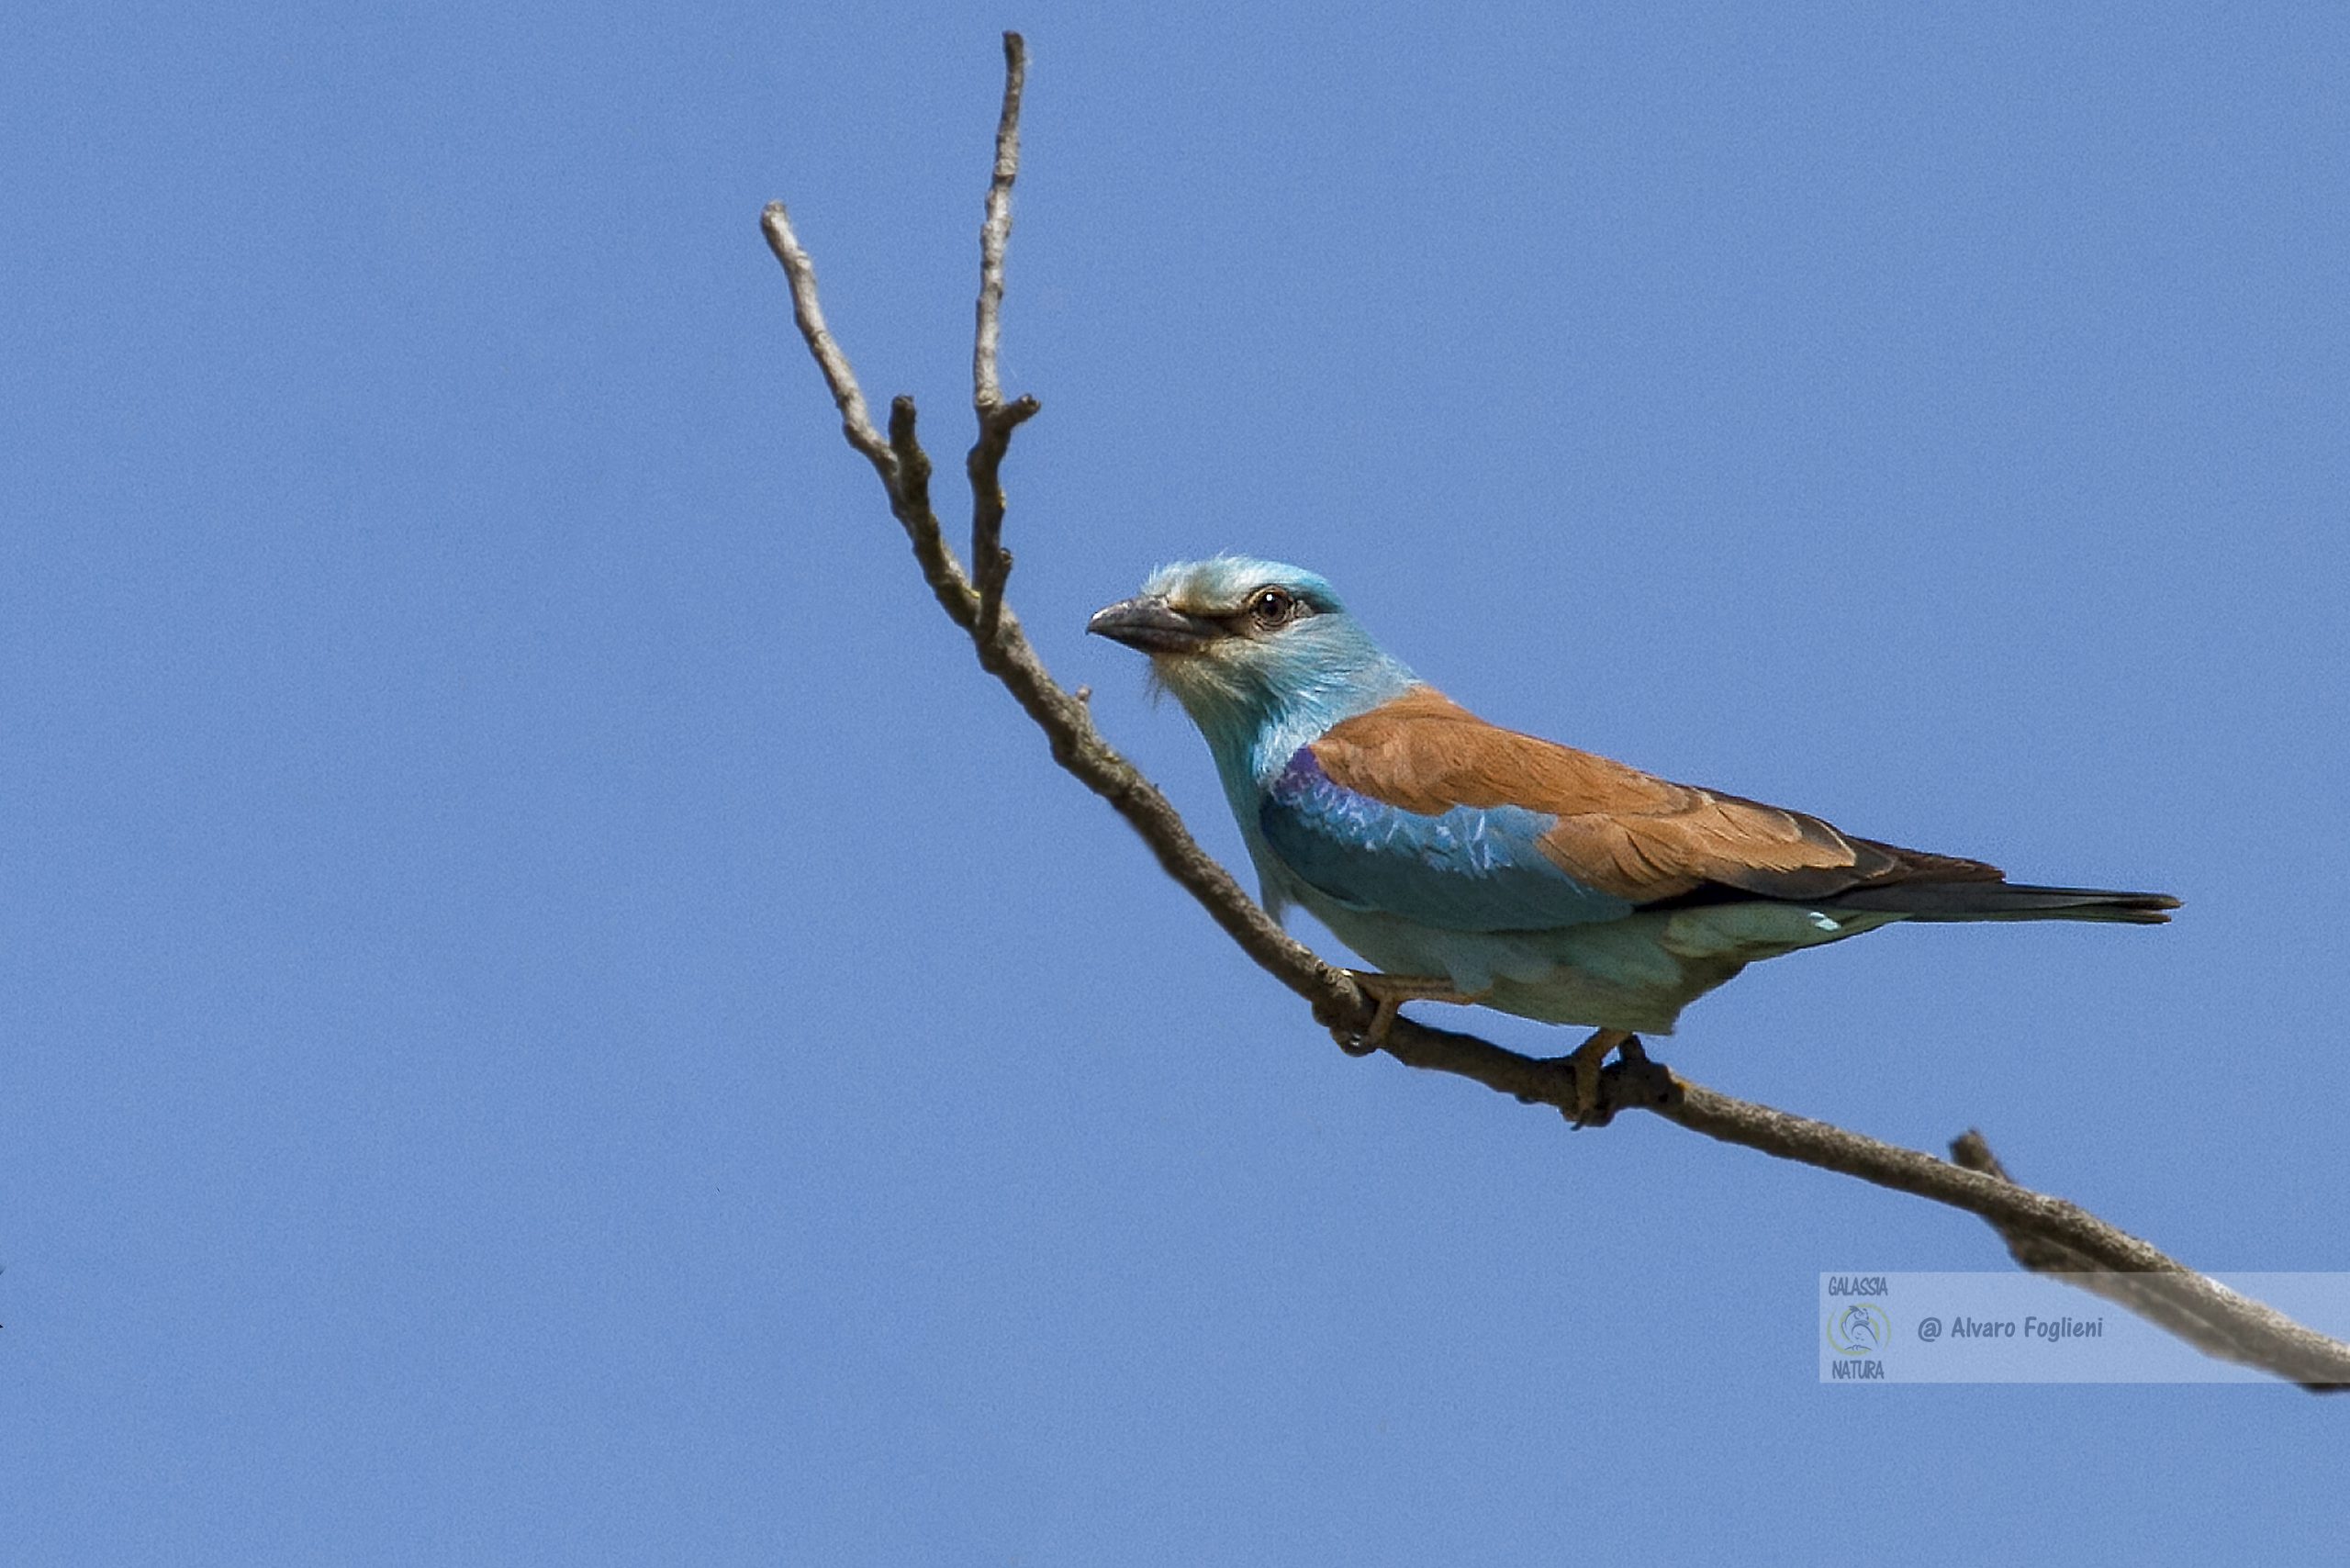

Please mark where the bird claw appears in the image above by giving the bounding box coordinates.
[1565,1029,1625,1127]
[1554,1032,1682,1127]
[1555,1028,1639,1128]
[1327,981,1682,1131]
[1333,971,1480,1054]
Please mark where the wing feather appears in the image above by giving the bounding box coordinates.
[1259,747,1635,932]
[1307,687,2002,905]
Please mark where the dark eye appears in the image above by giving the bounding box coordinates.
[1248,587,1296,626]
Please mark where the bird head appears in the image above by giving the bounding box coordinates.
[1088,556,1416,772]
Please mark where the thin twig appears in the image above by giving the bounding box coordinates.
[969,31,1033,648]
[883,396,969,629]
[764,39,2350,1392]
[760,203,893,483]
[968,396,1035,654]
[973,30,1025,415]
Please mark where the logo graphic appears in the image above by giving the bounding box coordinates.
[1827,1303,1891,1355]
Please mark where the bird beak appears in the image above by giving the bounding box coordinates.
[1087,595,1219,655]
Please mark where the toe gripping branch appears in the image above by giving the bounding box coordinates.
[1548,1036,1684,1129]
[1315,984,1684,1128]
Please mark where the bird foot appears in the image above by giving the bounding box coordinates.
[1334,970,1483,1054]
[1565,1033,1685,1126]
[1558,1028,1631,1126]
[1543,1029,1673,1127]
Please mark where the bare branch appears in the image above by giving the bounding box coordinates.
[761,203,892,483]
[1359,1019,2350,1385]
[764,40,2350,1393]
[878,396,980,632]
[968,396,1035,653]
[974,30,1026,415]
[969,31,1033,648]
[761,201,982,631]
[1950,1131,2350,1390]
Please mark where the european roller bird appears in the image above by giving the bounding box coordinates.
[1089,556,2177,1120]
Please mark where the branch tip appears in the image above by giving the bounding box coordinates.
[762,197,891,478]
[974,29,1028,414]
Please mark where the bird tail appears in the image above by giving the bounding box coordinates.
[1825,882,2180,925]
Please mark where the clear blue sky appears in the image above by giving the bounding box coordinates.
[6,2,2346,1561]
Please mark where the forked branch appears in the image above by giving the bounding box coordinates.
[762,33,2350,1392]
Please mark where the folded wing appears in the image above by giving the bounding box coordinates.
[1260,686,2161,933]
[1261,742,1639,931]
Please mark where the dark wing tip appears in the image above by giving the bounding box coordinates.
[1830,882,2181,924]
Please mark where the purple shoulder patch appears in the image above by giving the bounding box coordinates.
[1276,745,1328,789]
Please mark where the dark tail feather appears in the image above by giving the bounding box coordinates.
[1827,881,2180,924]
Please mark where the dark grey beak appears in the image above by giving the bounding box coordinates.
[1087,595,1219,655]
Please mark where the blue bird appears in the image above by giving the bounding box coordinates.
[1089,556,2177,1118]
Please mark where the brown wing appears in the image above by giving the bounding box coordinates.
[1308,687,2002,904]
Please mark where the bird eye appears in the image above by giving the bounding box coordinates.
[1249,587,1296,626]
